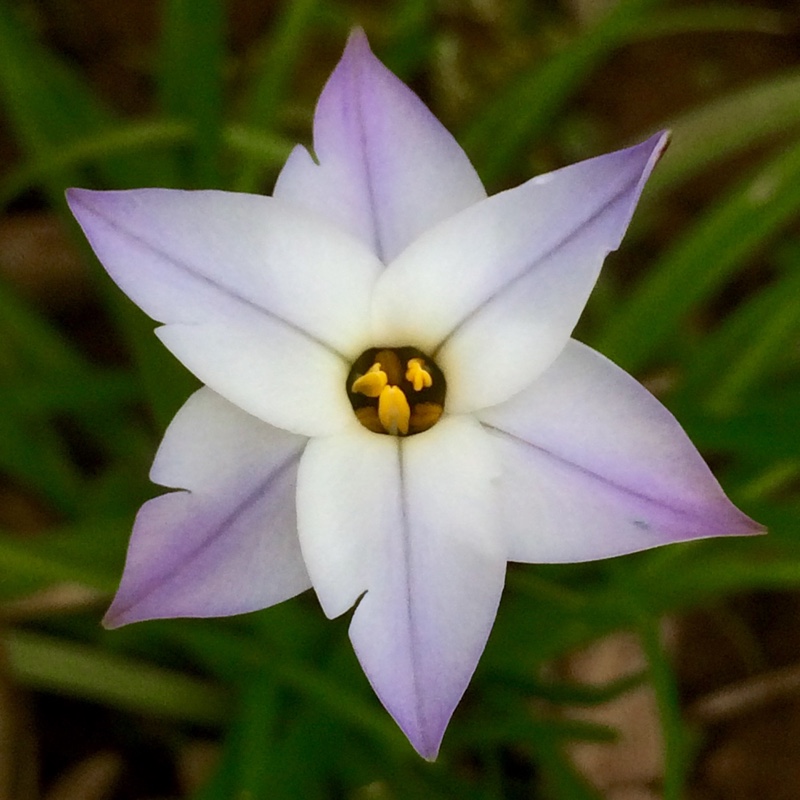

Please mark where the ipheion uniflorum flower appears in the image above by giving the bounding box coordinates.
[67,29,764,759]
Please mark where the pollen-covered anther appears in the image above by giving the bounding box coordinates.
[347,346,446,436]
[406,358,433,392]
[379,385,410,435]
[351,363,388,397]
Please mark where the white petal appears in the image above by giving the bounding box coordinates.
[104,388,310,627]
[477,340,763,562]
[295,422,393,619]
[156,321,352,437]
[67,188,381,434]
[296,416,505,758]
[371,134,668,412]
[274,30,486,263]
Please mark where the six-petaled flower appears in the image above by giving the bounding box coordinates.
[67,29,763,759]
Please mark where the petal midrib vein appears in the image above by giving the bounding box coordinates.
[483,423,709,520]
[116,445,305,616]
[396,438,429,751]
[91,206,348,360]
[432,172,640,356]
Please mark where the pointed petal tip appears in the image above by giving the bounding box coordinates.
[66,186,109,207]
[701,491,766,540]
[101,602,134,630]
[413,737,441,762]
[345,26,370,49]
[597,129,674,256]
[65,186,92,215]
[100,612,118,630]
[645,129,671,175]
[66,187,131,233]
[733,510,768,537]
[654,129,671,156]
[628,128,671,200]
[338,27,375,72]
[382,699,445,761]
[102,588,164,629]
[277,23,486,261]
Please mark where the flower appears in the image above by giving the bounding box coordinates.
[66,29,763,759]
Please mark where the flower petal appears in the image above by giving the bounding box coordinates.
[371,133,669,413]
[296,416,505,758]
[104,388,311,627]
[476,340,763,563]
[273,29,486,263]
[67,188,381,435]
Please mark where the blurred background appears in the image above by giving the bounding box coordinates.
[1,0,799,797]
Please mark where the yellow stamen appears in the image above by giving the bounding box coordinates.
[351,363,387,397]
[409,402,443,433]
[406,358,433,392]
[378,385,410,435]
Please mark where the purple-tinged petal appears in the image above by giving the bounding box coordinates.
[67,188,381,435]
[296,416,504,758]
[273,29,486,263]
[371,133,669,413]
[104,388,310,627]
[476,340,763,563]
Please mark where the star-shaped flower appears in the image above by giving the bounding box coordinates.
[67,30,762,759]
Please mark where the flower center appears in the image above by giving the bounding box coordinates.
[347,347,446,435]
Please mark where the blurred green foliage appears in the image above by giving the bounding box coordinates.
[0,0,798,797]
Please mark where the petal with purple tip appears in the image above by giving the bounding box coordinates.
[67,188,381,435]
[274,29,486,263]
[104,388,311,627]
[476,340,763,563]
[371,133,669,412]
[296,416,505,758]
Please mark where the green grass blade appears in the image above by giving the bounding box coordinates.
[0,120,190,209]
[171,624,407,753]
[6,629,228,725]
[0,4,170,191]
[0,278,90,375]
[225,123,295,183]
[598,137,800,371]
[0,409,82,514]
[0,519,129,592]
[459,0,662,185]
[381,0,436,78]
[638,619,686,800]
[646,68,800,196]
[627,4,784,40]
[159,0,226,186]
[233,0,319,192]
[679,245,800,411]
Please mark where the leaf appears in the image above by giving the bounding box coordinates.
[5,629,228,725]
[627,3,784,41]
[678,242,800,412]
[233,0,319,192]
[646,68,800,197]
[598,137,800,370]
[0,120,190,210]
[159,0,225,186]
[460,0,662,185]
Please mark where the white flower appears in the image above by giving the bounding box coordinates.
[67,30,762,758]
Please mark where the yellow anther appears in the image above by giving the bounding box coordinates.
[351,363,388,397]
[378,386,410,435]
[405,358,433,392]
